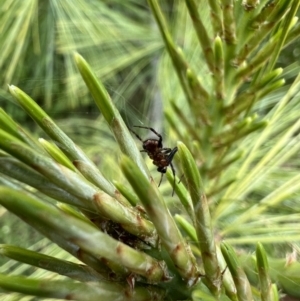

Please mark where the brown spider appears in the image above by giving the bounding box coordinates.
[130,126,178,196]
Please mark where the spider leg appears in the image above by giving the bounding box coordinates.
[178,174,184,184]
[166,147,178,196]
[129,128,143,142]
[161,147,172,154]
[166,147,178,164]
[133,126,163,148]
[158,172,164,187]
[170,162,176,196]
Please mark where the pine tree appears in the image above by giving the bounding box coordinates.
[1,0,300,300]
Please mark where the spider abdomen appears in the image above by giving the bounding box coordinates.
[142,139,160,152]
[152,156,168,167]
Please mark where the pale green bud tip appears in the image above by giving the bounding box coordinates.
[275,68,283,76]
[214,36,223,58]
[73,52,83,63]
[271,284,279,299]
[256,242,269,270]
[177,46,184,56]
[186,68,192,77]
[245,117,252,124]
[38,138,49,148]
[214,36,223,49]
[8,85,21,99]
[177,141,185,150]
[291,17,298,27]
[74,53,87,73]
[8,85,16,93]
[214,36,222,43]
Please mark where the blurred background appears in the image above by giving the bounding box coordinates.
[1,0,300,285]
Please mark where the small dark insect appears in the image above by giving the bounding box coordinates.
[130,125,178,196]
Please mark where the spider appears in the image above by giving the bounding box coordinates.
[130,125,178,196]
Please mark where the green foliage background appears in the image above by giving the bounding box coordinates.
[1,0,300,300]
